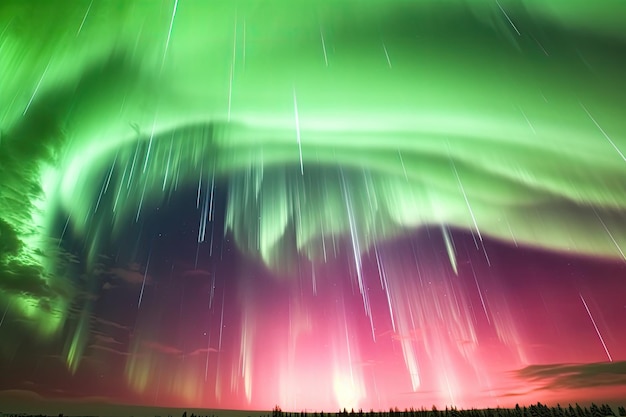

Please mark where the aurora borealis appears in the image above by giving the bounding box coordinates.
[1,0,626,412]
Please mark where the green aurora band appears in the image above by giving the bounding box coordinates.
[0,0,625,372]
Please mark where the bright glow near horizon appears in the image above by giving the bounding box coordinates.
[1,0,626,411]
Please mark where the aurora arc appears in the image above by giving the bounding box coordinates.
[0,0,625,377]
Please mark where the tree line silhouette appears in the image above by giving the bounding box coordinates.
[3,403,625,417]
[264,403,626,417]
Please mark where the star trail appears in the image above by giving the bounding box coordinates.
[0,0,625,413]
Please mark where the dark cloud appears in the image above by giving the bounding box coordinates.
[516,361,626,390]
[0,218,21,256]
[0,220,75,301]
[109,264,151,286]
[0,261,50,297]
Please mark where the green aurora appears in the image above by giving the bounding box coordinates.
[0,0,625,373]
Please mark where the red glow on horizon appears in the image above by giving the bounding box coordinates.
[115,232,626,412]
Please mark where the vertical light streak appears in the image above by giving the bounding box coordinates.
[496,0,521,36]
[242,18,246,68]
[321,227,328,262]
[227,70,234,122]
[469,262,490,324]
[580,102,626,162]
[398,150,408,180]
[137,251,151,309]
[58,215,71,247]
[162,138,173,191]
[443,370,456,406]
[163,0,179,62]
[504,215,519,247]
[76,0,93,36]
[143,119,157,173]
[340,171,375,340]
[580,293,612,362]
[0,301,10,328]
[209,224,215,257]
[311,263,318,295]
[218,289,226,352]
[0,17,14,41]
[113,163,128,213]
[451,161,486,260]
[103,153,117,194]
[441,226,458,275]
[228,15,237,121]
[593,209,626,262]
[518,106,536,135]
[127,143,140,189]
[95,154,117,213]
[23,61,51,116]
[204,329,212,382]
[531,34,550,56]
[199,181,207,243]
[209,268,216,309]
[382,43,392,68]
[239,314,253,403]
[94,176,109,214]
[196,165,203,209]
[320,28,328,66]
[173,163,180,191]
[343,317,355,385]
[293,87,304,175]
[194,241,201,270]
[208,168,215,221]
[199,169,211,243]
[383,279,396,332]
[481,243,491,266]
[135,180,148,222]
[374,246,397,331]
[374,246,385,290]
[153,366,163,405]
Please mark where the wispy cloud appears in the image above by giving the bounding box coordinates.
[93,317,131,332]
[93,334,123,346]
[181,269,212,279]
[87,344,130,356]
[141,340,183,355]
[187,347,219,357]
[515,361,626,390]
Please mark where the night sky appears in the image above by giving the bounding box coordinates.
[1,0,626,413]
